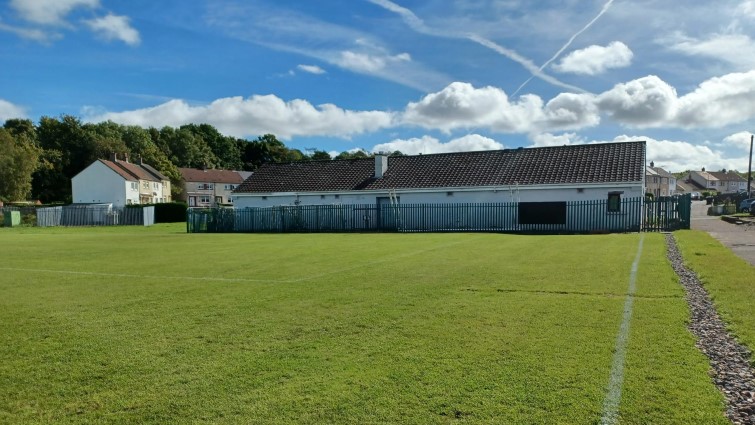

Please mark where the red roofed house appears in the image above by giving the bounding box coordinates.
[72,154,172,206]
[179,167,249,207]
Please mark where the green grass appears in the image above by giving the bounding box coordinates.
[674,230,755,357]
[0,225,727,424]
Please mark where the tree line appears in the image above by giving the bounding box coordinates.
[0,116,400,203]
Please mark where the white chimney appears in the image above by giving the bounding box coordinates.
[375,154,388,178]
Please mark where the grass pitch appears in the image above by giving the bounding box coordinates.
[0,225,728,424]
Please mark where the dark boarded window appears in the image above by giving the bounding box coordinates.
[607,192,621,212]
[518,202,567,225]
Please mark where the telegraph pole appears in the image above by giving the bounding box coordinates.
[749,135,753,197]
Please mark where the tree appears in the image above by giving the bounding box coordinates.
[335,149,370,160]
[311,150,332,160]
[0,128,40,201]
[181,124,242,170]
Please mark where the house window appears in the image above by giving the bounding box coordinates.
[143,181,149,189]
[200,196,211,204]
[607,192,622,212]
[225,184,237,190]
[130,182,137,190]
[446,191,454,196]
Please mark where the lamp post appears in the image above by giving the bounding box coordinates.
[749,135,753,198]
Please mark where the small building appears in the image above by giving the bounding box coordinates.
[645,162,677,197]
[232,141,646,209]
[72,154,171,206]
[179,167,248,207]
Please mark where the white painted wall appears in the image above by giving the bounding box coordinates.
[72,161,136,206]
[233,183,645,209]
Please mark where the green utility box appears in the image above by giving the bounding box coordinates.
[3,210,21,227]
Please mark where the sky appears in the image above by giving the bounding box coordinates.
[2,0,755,173]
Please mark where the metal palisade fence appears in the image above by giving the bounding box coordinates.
[187,195,691,234]
[35,205,155,227]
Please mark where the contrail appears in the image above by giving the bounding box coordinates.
[512,0,615,96]
[367,0,587,94]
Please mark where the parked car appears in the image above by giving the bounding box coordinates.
[739,198,755,212]
[690,192,702,200]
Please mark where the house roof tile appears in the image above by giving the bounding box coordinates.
[100,159,137,181]
[235,141,645,193]
[179,168,245,184]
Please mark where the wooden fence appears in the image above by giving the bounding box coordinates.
[187,195,691,234]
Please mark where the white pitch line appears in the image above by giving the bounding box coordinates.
[0,237,480,285]
[0,267,295,284]
[600,234,645,425]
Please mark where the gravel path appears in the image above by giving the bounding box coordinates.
[666,233,755,424]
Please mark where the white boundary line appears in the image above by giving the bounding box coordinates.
[0,267,294,283]
[600,234,645,425]
[0,237,480,285]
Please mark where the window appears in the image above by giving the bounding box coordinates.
[143,181,149,189]
[130,182,137,190]
[607,192,622,212]
[225,184,237,190]
[200,196,211,204]
[153,182,159,189]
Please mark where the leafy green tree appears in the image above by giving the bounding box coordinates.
[0,128,40,201]
[181,124,242,170]
[311,150,332,160]
[335,149,370,160]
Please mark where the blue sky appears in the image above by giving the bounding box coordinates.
[2,0,755,172]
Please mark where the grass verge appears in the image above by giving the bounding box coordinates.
[674,230,755,358]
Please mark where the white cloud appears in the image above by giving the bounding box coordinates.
[336,50,410,73]
[674,71,755,128]
[738,0,755,18]
[553,42,633,75]
[0,21,57,43]
[84,13,140,46]
[596,135,744,172]
[529,132,584,147]
[722,131,754,150]
[0,99,27,121]
[597,76,678,127]
[85,95,395,140]
[402,82,598,134]
[297,64,326,74]
[665,32,755,69]
[372,134,503,154]
[10,0,99,25]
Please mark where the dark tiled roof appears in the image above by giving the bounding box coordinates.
[710,171,746,182]
[140,163,168,181]
[100,160,137,181]
[179,168,245,184]
[114,160,160,182]
[648,166,674,178]
[235,141,645,193]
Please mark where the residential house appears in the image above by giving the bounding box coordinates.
[232,141,646,211]
[645,162,676,197]
[179,167,248,207]
[689,170,747,193]
[72,154,171,206]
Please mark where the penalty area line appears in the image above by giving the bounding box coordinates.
[0,267,295,284]
[600,233,645,425]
